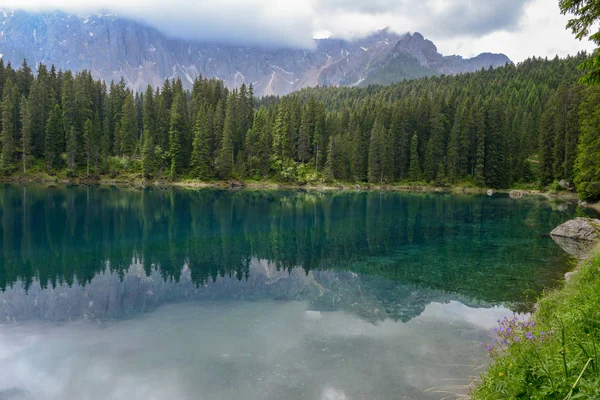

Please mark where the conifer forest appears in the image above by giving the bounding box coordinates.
[0,52,599,200]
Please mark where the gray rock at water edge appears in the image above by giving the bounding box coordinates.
[550,217,600,258]
[559,180,573,191]
[509,190,523,199]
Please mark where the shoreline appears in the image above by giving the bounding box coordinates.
[471,244,600,398]
[0,175,586,201]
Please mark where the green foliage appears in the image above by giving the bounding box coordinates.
[560,0,600,84]
[409,134,421,181]
[141,129,155,179]
[1,78,18,171]
[45,104,63,171]
[169,93,188,177]
[190,107,213,180]
[472,248,600,399]
[574,86,600,201]
[0,54,595,197]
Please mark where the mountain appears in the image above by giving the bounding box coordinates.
[0,11,512,96]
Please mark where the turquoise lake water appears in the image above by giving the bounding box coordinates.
[0,185,595,400]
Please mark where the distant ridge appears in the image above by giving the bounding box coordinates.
[0,11,511,95]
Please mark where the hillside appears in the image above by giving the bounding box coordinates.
[0,11,510,96]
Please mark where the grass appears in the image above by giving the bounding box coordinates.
[471,247,600,399]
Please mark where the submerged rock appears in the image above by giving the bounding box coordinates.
[550,217,600,258]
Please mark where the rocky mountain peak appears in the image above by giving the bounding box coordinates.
[0,10,512,95]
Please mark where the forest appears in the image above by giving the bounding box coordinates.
[0,53,598,200]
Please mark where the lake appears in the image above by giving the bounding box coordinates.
[0,185,593,400]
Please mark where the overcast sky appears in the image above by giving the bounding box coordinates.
[0,0,596,62]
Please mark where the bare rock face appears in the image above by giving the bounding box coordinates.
[0,11,511,96]
[550,218,600,258]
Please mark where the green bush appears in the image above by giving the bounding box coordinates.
[471,249,600,399]
[576,181,600,202]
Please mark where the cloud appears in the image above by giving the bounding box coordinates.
[0,0,317,48]
[431,1,597,62]
[316,0,532,37]
[0,0,596,60]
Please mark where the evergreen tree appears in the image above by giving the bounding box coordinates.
[474,105,486,187]
[216,95,235,179]
[560,0,600,84]
[141,128,156,178]
[20,95,31,175]
[169,93,187,177]
[118,92,138,157]
[368,119,390,183]
[66,127,77,171]
[190,107,212,179]
[409,134,421,181]
[1,78,18,171]
[83,119,94,176]
[423,108,446,182]
[45,104,63,171]
[574,86,600,201]
[101,116,111,167]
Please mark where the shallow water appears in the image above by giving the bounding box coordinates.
[0,186,592,400]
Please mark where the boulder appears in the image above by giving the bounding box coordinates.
[558,180,573,191]
[509,190,523,199]
[550,218,600,258]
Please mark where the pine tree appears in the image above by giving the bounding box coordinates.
[539,95,558,186]
[45,104,63,171]
[83,119,93,177]
[119,92,138,157]
[27,78,51,158]
[1,78,18,171]
[271,106,288,172]
[474,105,486,187]
[92,111,102,172]
[324,135,336,182]
[216,95,235,179]
[101,116,111,168]
[190,107,212,179]
[66,127,77,171]
[423,108,446,182]
[368,119,389,184]
[142,85,155,136]
[20,95,31,175]
[574,86,600,201]
[141,128,156,178]
[409,134,421,181]
[169,93,187,177]
[484,99,506,188]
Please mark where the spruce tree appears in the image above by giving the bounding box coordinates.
[368,119,387,184]
[474,105,486,187]
[45,104,63,171]
[1,78,18,171]
[119,92,138,157]
[141,129,156,178]
[101,116,111,168]
[169,93,187,177]
[216,95,235,179]
[20,95,31,175]
[66,127,77,171]
[190,107,212,179]
[83,119,93,177]
[574,86,600,201]
[409,134,421,182]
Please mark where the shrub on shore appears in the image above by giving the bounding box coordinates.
[471,249,600,399]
